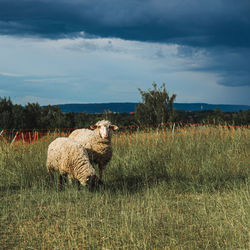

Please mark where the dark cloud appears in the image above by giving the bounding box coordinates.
[0,0,249,47]
[177,46,250,87]
[0,0,249,87]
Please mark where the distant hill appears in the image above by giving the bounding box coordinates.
[56,102,250,113]
[57,103,137,114]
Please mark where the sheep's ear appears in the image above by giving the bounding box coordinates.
[90,125,97,130]
[110,125,119,131]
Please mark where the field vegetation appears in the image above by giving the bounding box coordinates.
[0,125,249,249]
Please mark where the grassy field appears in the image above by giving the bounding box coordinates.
[0,125,249,249]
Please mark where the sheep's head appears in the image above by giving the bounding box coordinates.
[90,120,118,139]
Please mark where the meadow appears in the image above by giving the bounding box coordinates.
[0,125,249,249]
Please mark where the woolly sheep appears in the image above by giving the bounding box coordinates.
[69,120,118,181]
[46,137,96,189]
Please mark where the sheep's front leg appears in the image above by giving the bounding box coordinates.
[59,174,67,190]
[98,164,105,184]
[76,180,81,190]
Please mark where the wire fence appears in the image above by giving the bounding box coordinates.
[0,122,249,144]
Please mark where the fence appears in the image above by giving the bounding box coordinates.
[0,122,249,144]
[0,128,74,144]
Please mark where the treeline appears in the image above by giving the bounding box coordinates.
[0,97,135,129]
[173,109,250,126]
[0,97,249,130]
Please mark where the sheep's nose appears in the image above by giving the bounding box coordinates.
[102,132,108,138]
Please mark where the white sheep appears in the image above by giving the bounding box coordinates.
[46,137,96,189]
[69,120,118,182]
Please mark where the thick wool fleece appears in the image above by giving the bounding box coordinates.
[46,137,96,185]
[69,128,112,167]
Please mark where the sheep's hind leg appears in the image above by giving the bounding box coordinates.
[48,168,54,184]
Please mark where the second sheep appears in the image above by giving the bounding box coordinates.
[46,137,97,189]
[69,120,118,182]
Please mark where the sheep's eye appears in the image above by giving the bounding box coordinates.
[98,126,101,129]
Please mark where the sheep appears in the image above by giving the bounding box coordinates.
[46,137,97,189]
[69,120,118,182]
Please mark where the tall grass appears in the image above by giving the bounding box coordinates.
[0,126,249,249]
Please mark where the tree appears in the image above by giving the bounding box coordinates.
[0,97,14,129]
[12,104,25,129]
[41,105,65,128]
[135,82,176,125]
[24,103,42,128]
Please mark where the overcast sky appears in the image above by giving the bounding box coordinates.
[0,0,249,105]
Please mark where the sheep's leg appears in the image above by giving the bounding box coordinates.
[59,175,64,190]
[48,168,54,183]
[99,166,103,180]
[76,180,81,190]
[59,174,67,190]
[98,164,104,184]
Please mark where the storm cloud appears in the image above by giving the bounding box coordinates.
[0,0,249,47]
[0,0,249,101]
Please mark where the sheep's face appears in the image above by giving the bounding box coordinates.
[90,120,118,139]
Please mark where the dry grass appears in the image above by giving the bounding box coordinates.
[0,125,249,249]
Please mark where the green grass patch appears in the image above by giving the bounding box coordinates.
[0,126,249,249]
